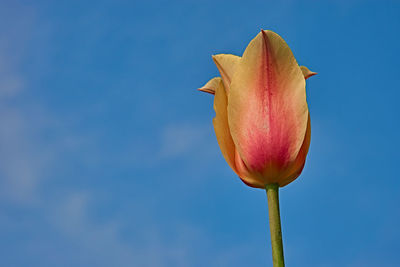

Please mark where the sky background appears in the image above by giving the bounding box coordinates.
[0,0,399,266]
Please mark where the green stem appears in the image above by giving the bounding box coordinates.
[266,183,285,267]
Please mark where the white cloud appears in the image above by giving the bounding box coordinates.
[0,25,210,265]
[0,73,24,99]
[159,123,212,159]
[0,107,45,203]
[0,2,45,204]
[46,192,213,267]
[0,3,35,100]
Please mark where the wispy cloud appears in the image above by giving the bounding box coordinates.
[0,5,214,266]
[159,123,211,159]
[0,106,49,204]
[0,4,46,204]
[0,2,35,100]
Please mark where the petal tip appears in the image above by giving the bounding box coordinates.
[197,88,215,95]
[211,54,224,63]
[300,66,317,79]
[261,29,268,40]
[308,72,317,78]
[198,77,221,95]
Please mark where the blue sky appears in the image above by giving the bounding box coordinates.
[0,0,399,266]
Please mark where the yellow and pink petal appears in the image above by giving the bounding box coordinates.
[279,113,311,187]
[212,54,240,93]
[300,66,317,80]
[198,77,221,95]
[211,78,239,175]
[227,30,309,184]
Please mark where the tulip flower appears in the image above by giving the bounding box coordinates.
[198,30,316,267]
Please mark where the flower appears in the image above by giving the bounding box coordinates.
[199,30,316,188]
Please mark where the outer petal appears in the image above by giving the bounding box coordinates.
[212,54,240,93]
[212,78,238,174]
[300,66,317,79]
[228,30,308,184]
[198,77,221,95]
[234,150,265,188]
[211,78,264,188]
[279,113,311,187]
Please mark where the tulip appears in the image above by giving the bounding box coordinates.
[198,30,316,267]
